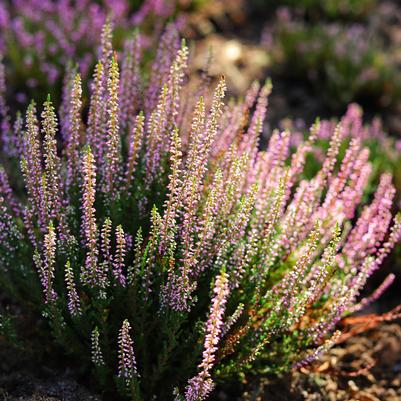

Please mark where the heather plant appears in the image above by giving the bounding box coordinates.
[0,0,185,105]
[1,24,401,401]
[281,103,401,193]
[253,0,376,19]
[262,6,401,111]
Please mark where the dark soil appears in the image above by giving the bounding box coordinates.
[0,348,101,401]
[243,324,401,401]
[0,306,101,401]
[2,322,400,400]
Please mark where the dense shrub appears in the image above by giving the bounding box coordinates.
[252,0,376,19]
[0,24,400,400]
[0,0,183,105]
[262,7,400,111]
[280,103,401,192]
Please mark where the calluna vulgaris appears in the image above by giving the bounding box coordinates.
[0,0,176,84]
[0,24,400,401]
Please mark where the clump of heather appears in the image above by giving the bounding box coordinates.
[0,24,400,401]
[0,0,181,105]
[280,103,401,201]
[262,5,400,111]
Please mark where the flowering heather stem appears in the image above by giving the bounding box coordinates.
[99,20,113,76]
[99,217,112,289]
[167,40,189,126]
[118,319,138,379]
[185,272,230,401]
[87,61,106,164]
[91,327,105,367]
[221,303,244,337]
[293,330,342,369]
[201,78,227,172]
[42,223,57,303]
[81,147,98,286]
[160,126,182,253]
[66,74,82,191]
[114,225,127,287]
[127,227,143,286]
[42,95,62,220]
[242,79,272,162]
[190,169,224,276]
[120,32,142,131]
[145,24,180,114]
[143,206,162,299]
[125,112,145,189]
[145,84,168,184]
[349,273,396,314]
[103,55,121,197]
[65,261,81,316]
[21,101,48,231]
